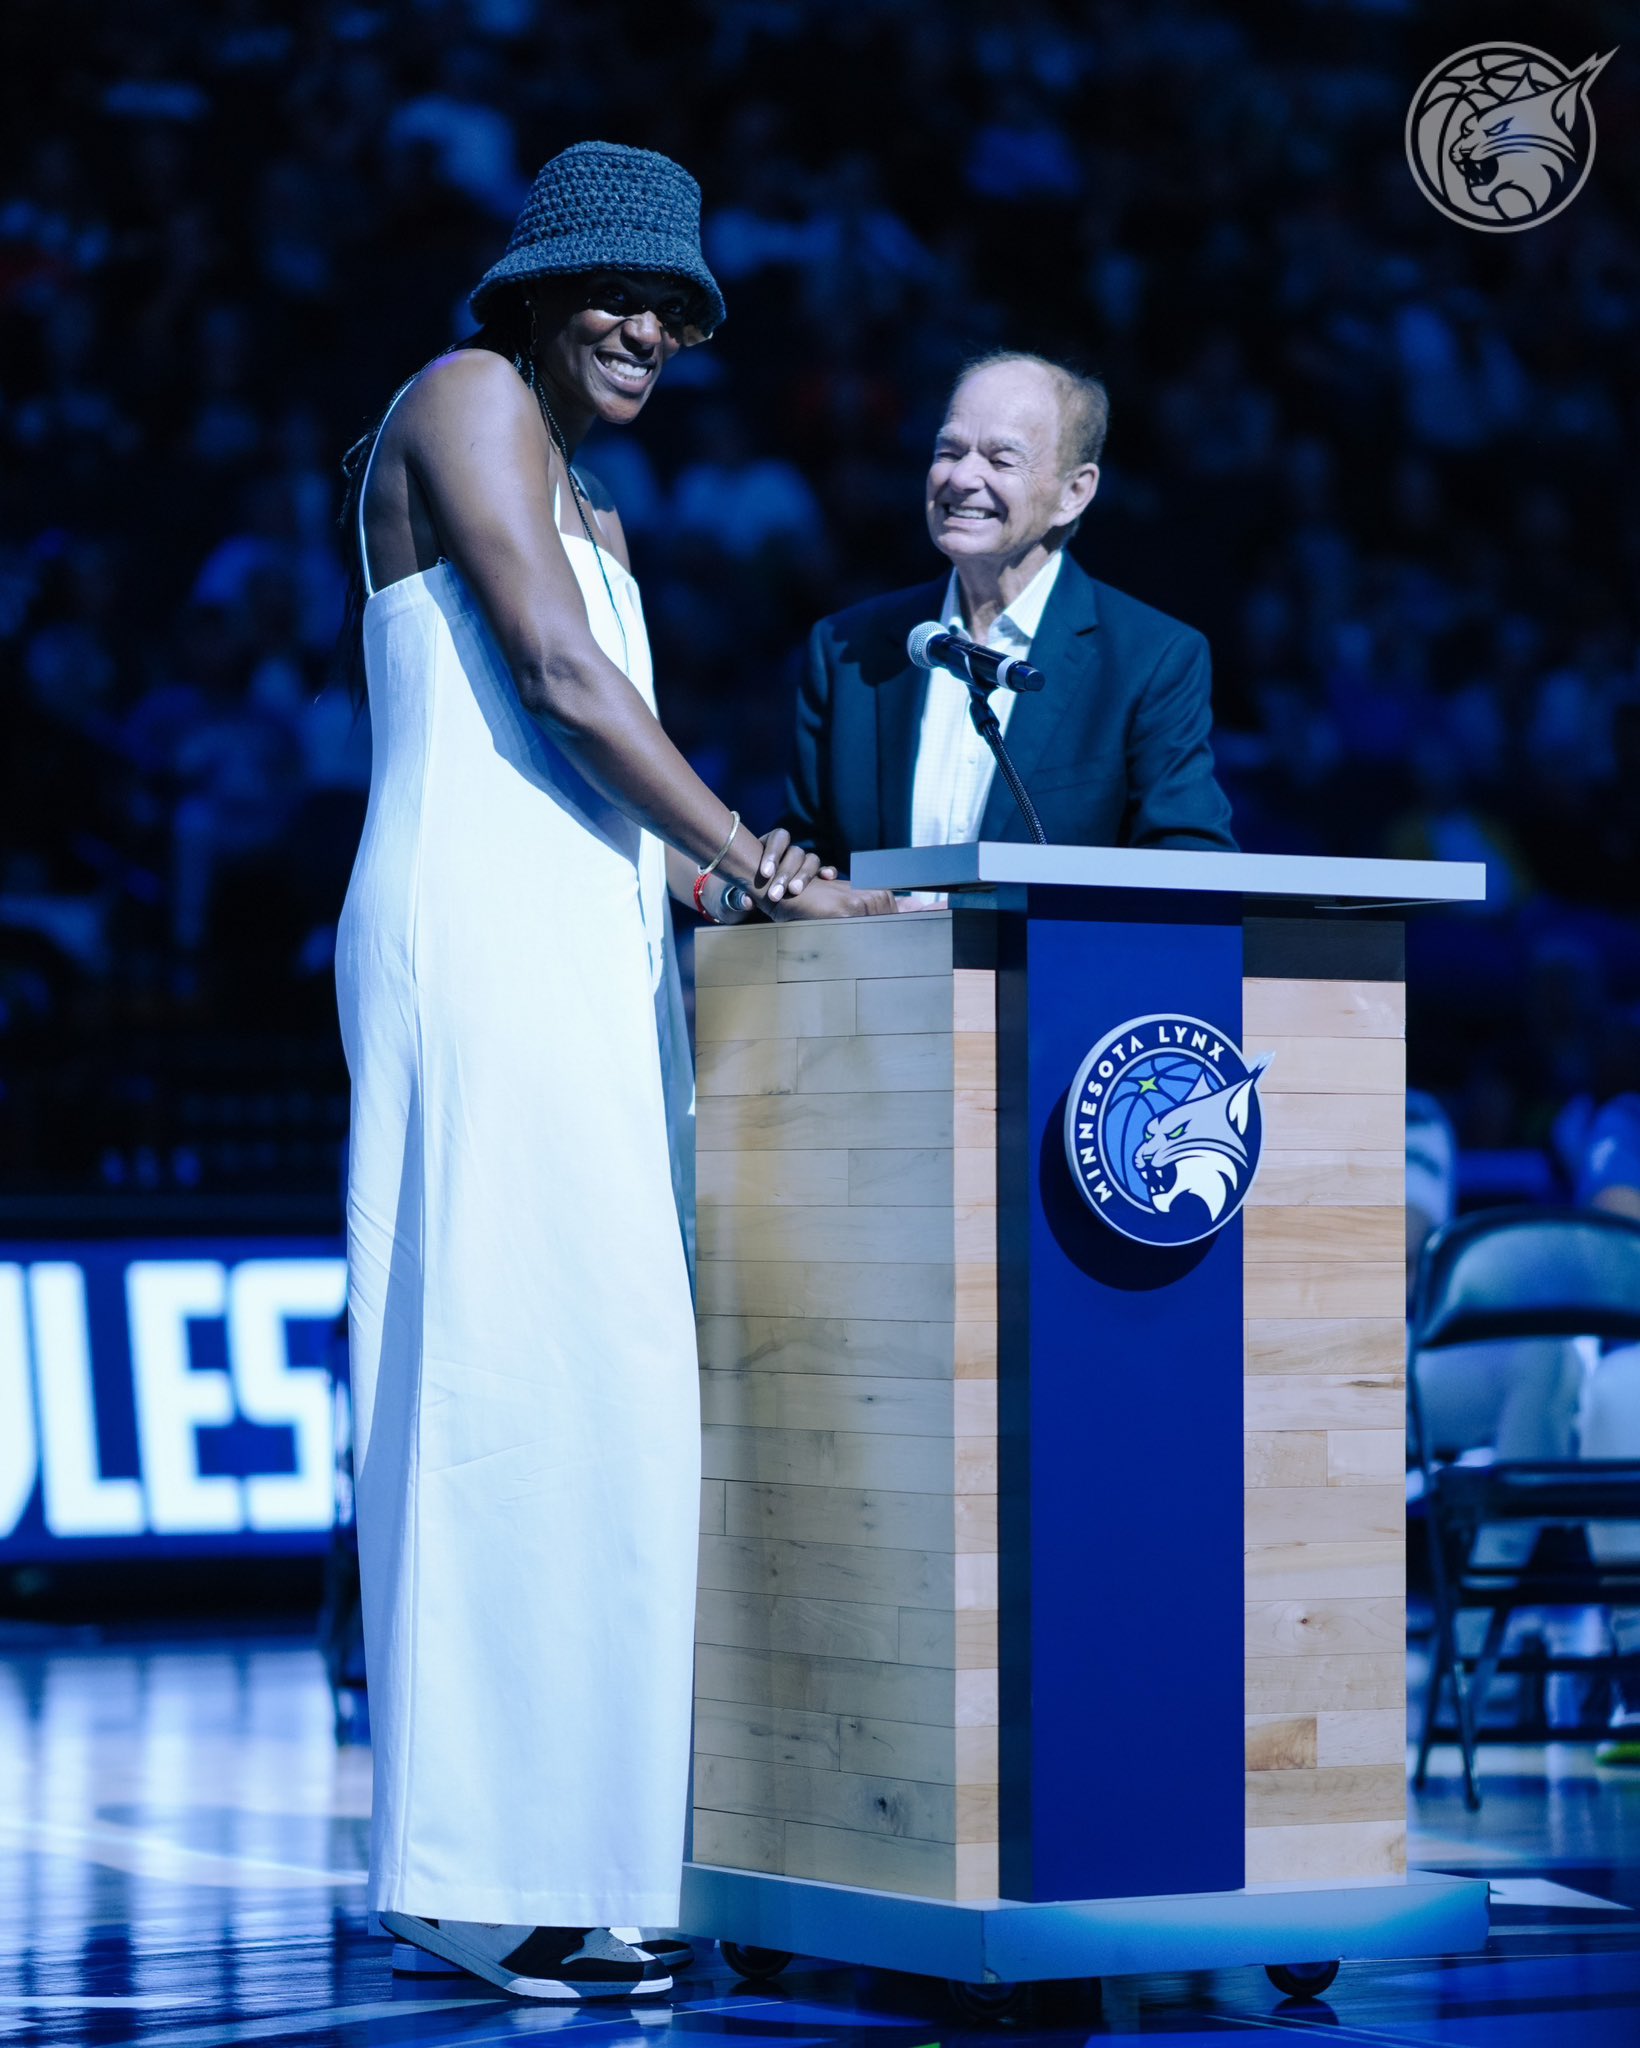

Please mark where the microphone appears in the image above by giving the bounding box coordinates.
[907,621,1044,695]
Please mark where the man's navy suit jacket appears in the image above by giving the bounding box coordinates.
[781,550,1236,866]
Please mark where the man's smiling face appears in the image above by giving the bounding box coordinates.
[925,360,1088,566]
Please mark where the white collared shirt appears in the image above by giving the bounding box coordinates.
[909,550,1064,850]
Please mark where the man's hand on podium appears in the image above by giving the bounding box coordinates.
[763,875,898,919]
[750,827,896,919]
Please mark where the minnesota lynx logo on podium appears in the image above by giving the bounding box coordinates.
[1063,1014,1270,1246]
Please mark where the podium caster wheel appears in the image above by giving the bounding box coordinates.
[1266,1961,1339,2000]
[946,1978,1028,2021]
[1038,1975,1102,2019]
[720,1943,792,1983]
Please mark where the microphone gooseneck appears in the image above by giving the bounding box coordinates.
[904,623,1048,846]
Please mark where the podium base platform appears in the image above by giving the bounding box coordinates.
[678,1860,1488,1986]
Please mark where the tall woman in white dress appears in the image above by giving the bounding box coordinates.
[336,142,892,2003]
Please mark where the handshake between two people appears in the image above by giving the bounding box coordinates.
[703,826,905,924]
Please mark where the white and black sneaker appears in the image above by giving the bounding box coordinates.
[388,1924,693,1983]
[381,1916,671,2000]
[612,1928,694,1974]
[390,1939,466,1977]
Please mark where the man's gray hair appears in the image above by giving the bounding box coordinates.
[949,350,1110,471]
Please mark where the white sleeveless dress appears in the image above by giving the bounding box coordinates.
[337,394,699,1926]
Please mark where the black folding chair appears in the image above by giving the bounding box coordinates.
[1408,1205,1640,1809]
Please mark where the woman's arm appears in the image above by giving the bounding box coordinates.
[666,840,878,922]
[664,843,752,921]
[404,350,772,890]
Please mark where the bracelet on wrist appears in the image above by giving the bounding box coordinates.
[698,809,741,880]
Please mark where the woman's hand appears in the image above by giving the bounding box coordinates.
[763,876,898,921]
[750,826,836,906]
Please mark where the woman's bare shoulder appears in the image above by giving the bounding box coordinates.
[387,350,551,509]
[403,348,536,438]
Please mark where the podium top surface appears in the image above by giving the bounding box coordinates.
[850,842,1485,904]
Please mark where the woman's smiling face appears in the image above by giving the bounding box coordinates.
[537,273,703,427]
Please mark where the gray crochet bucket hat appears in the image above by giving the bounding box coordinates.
[470,140,725,333]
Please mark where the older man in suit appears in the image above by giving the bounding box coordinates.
[782,351,1235,864]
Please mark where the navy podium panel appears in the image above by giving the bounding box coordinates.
[996,897,1246,1902]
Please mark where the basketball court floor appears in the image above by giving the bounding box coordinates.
[0,1631,1636,2045]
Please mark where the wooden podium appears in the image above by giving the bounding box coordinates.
[683,846,1489,1989]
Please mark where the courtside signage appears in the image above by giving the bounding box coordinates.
[1063,1016,1270,1247]
[0,1241,345,1559]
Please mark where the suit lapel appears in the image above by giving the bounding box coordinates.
[977,553,1100,842]
[875,577,946,850]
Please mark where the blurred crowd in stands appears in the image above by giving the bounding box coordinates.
[2,0,1638,1208]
